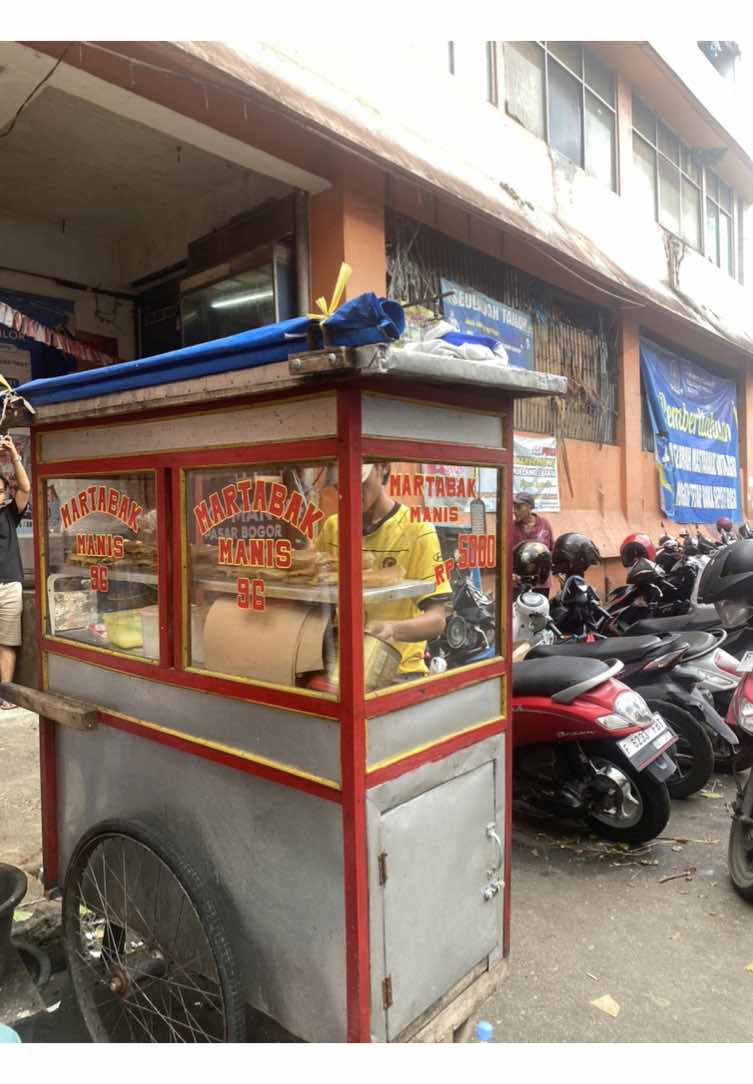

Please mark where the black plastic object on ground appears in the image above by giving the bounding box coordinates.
[0,864,27,979]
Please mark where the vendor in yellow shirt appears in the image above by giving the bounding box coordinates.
[317,462,452,680]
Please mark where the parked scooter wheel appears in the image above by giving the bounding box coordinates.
[583,742,671,844]
[728,776,753,900]
[644,700,714,799]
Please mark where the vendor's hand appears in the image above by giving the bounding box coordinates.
[0,434,16,460]
[365,619,397,643]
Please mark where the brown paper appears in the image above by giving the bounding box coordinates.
[203,598,329,684]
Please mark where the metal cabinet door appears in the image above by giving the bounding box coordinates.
[377,760,502,1039]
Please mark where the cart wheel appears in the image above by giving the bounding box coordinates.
[62,820,245,1043]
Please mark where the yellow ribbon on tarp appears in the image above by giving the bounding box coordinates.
[308,262,352,323]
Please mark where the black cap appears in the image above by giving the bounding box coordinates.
[513,492,535,508]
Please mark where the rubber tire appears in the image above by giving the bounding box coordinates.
[583,741,671,845]
[728,777,753,901]
[62,819,246,1043]
[645,700,714,799]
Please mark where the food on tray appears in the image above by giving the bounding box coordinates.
[66,550,116,566]
[362,565,406,588]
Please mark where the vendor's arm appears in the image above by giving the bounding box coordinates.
[365,599,448,644]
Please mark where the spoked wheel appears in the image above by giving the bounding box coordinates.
[645,700,713,799]
[62,820,245,1043]
[583,742,670,845]
[728,775,753,900]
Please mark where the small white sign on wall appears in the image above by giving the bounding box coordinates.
[513,434,560,512]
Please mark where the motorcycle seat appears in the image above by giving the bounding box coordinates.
[629,606,720,636]
[513,657,613,699]
[527,634,664,664]
[677,630,721,659]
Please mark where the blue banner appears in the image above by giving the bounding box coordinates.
[640,338,741,523]
[440,278,534,369]
[0,289,75,381]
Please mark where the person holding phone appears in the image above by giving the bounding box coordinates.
[0,434,30,705]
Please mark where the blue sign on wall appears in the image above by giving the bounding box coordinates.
[440,278,534,369]
[0,289,75,380]
[640,338,741,524]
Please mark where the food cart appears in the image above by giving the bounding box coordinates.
[3,294,564,1042]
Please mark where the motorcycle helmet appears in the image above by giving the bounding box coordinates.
[620,533,655,567]
[717,517,733,533]
[513,540,552,582]
[551,533,601,576]
[697,539,753,626]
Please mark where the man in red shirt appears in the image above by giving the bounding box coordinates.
[512,492,554,594]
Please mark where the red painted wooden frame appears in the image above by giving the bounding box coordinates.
[33,375,515,1038]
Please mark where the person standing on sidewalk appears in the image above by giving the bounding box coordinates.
[512,491,554,595]
[0,434,30,706]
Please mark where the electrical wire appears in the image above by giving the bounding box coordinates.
[0,42,80,140]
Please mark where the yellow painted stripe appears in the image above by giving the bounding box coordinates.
[46,636,161,664]
[365,660,505,702]
[43,646,340,720]
[102,708,342,792]
[366,715,504,775]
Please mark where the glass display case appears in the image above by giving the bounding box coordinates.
[45,473,158,658]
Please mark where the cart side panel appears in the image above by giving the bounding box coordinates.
[38,394,338,461]
[47,655,341,786]
[366,677,503,770]
[366,734,505,1040]
[55,721,348,1042]
[361,394,505,447]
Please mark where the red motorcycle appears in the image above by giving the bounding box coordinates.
[512,655,676,844]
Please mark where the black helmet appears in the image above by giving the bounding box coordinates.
[551,533,601,576]
[698,540,753,608]
[513,540,551,582]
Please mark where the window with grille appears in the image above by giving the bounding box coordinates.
[385,209,619,444]
[503,42,616,190]
[631,95,741,278]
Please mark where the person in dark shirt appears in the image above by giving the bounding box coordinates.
[0,434,30,706]
[512,491,554,594]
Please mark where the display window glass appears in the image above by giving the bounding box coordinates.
[358,462,501,691]
[45,474,158,656]
[185,462,339,690]
[184,460,501,695]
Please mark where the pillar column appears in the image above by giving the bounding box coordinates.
[618,314,644,525]
[309,152,386,306]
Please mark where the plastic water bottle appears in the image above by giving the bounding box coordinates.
[475,1020,493,1042]
[0,1022,21,1042]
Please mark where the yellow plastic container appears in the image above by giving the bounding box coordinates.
[103,609,143,649]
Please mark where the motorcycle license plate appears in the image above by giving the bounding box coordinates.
[617,715,676,769]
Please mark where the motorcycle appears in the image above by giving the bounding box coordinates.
[724,659,753,898]
[512,654,676,844]
[513,574,719,797]
[426,568,495,670]
[546,567,746,774]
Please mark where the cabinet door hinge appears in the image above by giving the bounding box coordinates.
[382,975,393,1010]
[377,851,388,885]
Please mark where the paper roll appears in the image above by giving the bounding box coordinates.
[203,598,329,684]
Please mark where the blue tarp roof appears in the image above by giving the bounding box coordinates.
[12,293,405,407]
